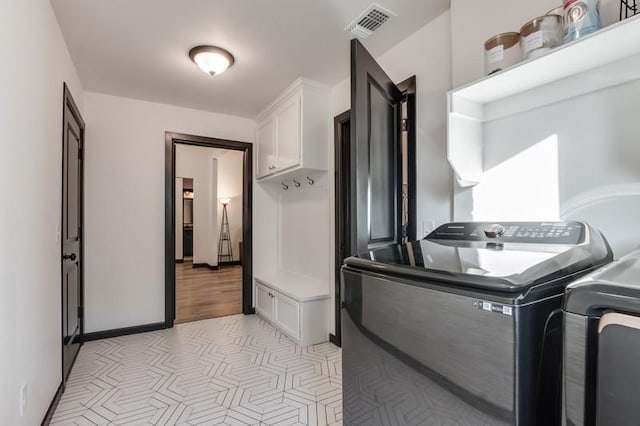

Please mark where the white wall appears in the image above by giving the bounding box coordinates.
[279,174,331,282]
[328,10,454,334]
[450,0,640,258]
[468,81,640,257]
[176,145,219,265]
[253,182,279,283]
[0,1,84,424]
[83,92,254,333]
[217,150,244,262]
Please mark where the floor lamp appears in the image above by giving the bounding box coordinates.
[217,198,233,266]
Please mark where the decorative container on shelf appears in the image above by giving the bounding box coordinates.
[520,14,564,59]
[484,32,522,75]
[564,0,603,41]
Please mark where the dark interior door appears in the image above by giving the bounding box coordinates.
[332,111,351,347]
[350,39,404,255]
[62,84,84,383]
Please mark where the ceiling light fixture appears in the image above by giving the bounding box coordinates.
[189,45,235,76]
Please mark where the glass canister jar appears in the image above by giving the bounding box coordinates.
[520,14,564,60]
[484,32,522,75]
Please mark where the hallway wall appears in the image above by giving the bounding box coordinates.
[0,1,84,424]
[83,92,254,334]
[217,150,244,262]
[176,144,219,266]
[175,178,184,259]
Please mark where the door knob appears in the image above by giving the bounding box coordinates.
[63,253,77,261]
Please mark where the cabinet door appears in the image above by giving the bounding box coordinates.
[274,292,300,340]
[256,118,276,178]
[255,282,274,320]
[350,39,403,253]
[275,94,302,171]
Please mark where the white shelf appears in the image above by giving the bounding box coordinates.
[255,270,329,302]
[448,14,640,186]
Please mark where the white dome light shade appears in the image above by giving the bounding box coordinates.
[189,46,235,76]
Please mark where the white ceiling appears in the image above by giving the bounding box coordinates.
[51,0,450,118]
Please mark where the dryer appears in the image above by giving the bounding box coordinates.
[564,249,640,426]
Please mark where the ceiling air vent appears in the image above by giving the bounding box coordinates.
[346,3,396,39]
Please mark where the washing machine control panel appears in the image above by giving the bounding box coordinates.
[427,222,586,245]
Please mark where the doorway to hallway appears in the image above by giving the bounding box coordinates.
[165,132,253,328]
[174,147,244,324]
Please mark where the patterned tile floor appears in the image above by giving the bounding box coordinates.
[51,315,342,426]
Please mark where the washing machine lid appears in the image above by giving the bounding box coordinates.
[565,250,640,315]
[345,222,612,293]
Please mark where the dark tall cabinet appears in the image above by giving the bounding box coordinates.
[183,227,193,257]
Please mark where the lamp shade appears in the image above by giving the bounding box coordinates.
[189,46,235,76]
[219,198,231,205]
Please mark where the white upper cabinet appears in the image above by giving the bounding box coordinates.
[255,78,329,180]
[256,118,276,178]
[274,93,302,172]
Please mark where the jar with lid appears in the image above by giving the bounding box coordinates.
[520,14,564,60]
[484,32,522,75]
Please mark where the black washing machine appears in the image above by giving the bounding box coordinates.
[564,249,640,426]
[341,221,612,426]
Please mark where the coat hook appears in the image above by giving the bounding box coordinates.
[281,182,289,191]
[306,176,314,185]
[293,179,301,188]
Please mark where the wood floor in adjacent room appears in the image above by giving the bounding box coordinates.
[175,259,242,324]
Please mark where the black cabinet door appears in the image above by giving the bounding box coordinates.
[350,39,404,255]
[183,229,193,257]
